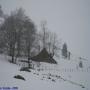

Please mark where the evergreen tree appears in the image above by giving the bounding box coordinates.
[62,43,68,59]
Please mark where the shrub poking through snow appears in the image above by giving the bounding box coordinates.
[20,67,31,72]
[52,79,56,82]
[14,75,25,81]
[48,76,51,79]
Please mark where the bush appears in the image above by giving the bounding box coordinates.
[52,79,55,82]
[14,75,25,81]
[20,67,31,72]
[48,76,51,79]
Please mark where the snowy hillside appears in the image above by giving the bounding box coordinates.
[0,54,90,90]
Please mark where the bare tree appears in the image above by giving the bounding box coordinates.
[1,8,37,64]
[1,15,17,63]
[40,20,47,49]
[39,20,61,57]
[23,18,36,68]
[47,32,60,57]
[11,8,26,57]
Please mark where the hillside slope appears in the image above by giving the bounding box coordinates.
[0,54,90,90]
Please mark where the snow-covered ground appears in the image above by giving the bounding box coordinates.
[0,54,90,90]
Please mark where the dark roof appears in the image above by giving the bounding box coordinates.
[31,48,57,64]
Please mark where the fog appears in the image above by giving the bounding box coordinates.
[0,0,90,59]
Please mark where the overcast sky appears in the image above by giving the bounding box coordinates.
[0,0,90,60]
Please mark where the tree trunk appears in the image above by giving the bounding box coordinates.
[11,45,15,63]
[27,41,31,68]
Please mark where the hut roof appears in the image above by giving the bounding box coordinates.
[31,48,57,64]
